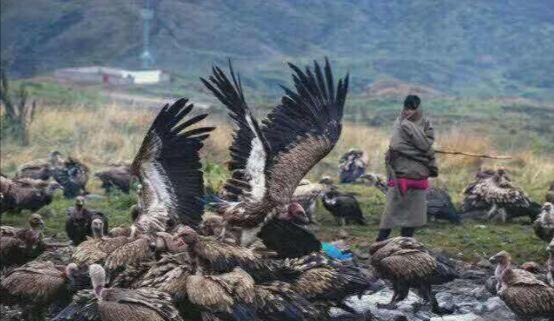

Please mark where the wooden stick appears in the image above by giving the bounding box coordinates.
[435,149,512,160]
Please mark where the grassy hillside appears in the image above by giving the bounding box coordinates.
[2,0,554,99]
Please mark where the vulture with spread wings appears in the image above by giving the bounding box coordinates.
[202,58,348,245]
[132,98,214,234]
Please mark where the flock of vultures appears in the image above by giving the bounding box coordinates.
[1,60,553,321]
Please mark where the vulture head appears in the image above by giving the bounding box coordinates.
[541,202,554,223]
[75,196,85,209]
[548,238,554,252]
[155,231,187,253]
[492,169,511,187]
[49,150,64,167]
[29,213,45,230]
[277,202,309,225]
[175,226,198,246]
[489,250,512,273]
[66,263,92,291]
[91,218,105,238]
[89,264,106,298]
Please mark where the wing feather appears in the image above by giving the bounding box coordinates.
[132,98,214,232]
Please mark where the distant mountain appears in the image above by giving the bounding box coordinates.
[2,0,553,99]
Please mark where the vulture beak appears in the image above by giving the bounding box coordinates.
[488,254,500,264]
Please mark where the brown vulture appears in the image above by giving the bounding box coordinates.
[52,264,183,321]
[546,238,554,287]
[94,164,133,194]
[0,213,46,267]
[66,196,109,245]
[131,98,214,234]
[369,237,458,314]
[461,169,541,222]
[361,173,461,224]
[71,219,153,274]
[201,58,348,247]
[292,262,380,315]
[534,202,554,242]
[0,176,63,214]
[338,148,368,183]
[321,189,366,226]
[52,157,90,198]
[489,251,554,320]
[15,151,65,181]
[0,261,91,320]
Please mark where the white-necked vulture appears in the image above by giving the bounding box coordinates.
[131,98,214,234]
[461,169,541,222]
[52,264,183,321]
[201,58,348,246]
[369,237,458,314]
[0,262,90,320]
[489,251,554,320]
[1,213,46,267]
[66,196,109,245]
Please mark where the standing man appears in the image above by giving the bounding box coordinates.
[376,95,438,241]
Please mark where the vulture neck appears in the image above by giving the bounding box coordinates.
[495,258,512,286]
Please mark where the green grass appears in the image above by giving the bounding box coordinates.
[2,181,548,265]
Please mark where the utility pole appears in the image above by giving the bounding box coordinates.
[140,0,154,69]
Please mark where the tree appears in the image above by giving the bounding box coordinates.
[0,65,36,146]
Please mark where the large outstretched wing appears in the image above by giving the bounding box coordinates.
[202,59,347,226]
[201,63,270,203]
[132,98,214,232]
[261,58,348,205]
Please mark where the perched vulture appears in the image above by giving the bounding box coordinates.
[361,173,461,224]
[0,261,90,320]
[534,202,554,242]
[461,169,540,222]
[292,178,332,224]
[485,261,546,296]
[321,189,366,226]
[52,157,90,198]
[0,176,63,214]
[292,262,380,314]
[546,238,554,287]
[15,151,65,180]
[131,98,214,233]
[489,251,554,320]
[201,58,348,246]
[546,181,554,203]
[53,264,183,321]
[338,148,368,183]
[66,196,109,245]
[0,213,46,267]
[94,164,133,194]
[369,237,458,314]
[71,219,153,273]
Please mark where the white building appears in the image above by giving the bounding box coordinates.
[53,66,168,85]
